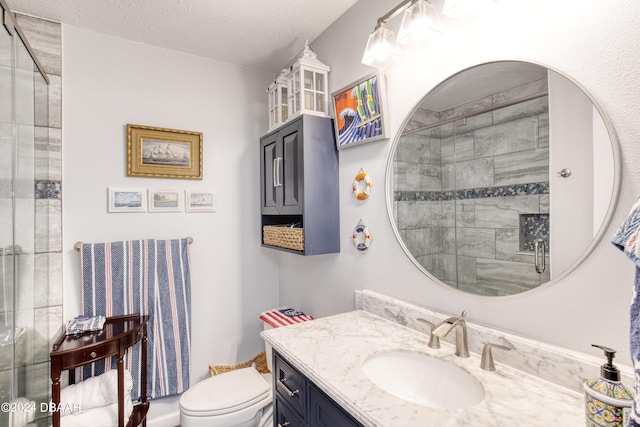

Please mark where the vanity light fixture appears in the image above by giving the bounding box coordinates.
[361,21,401,69]
[397,0,443,45]
[362,0,498,68]
[362,0,443,68]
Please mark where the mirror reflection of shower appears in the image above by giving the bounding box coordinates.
[391,61,616,297]
[395,84,551,295]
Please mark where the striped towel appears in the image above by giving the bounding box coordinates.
[79,238,191,401]
[259,307,313,328]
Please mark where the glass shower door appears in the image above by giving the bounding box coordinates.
[0,7,50,425]
[0,13,17,425]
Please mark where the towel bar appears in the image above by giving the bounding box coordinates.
[74,236,193,251]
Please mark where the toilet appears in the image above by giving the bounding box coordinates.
[179,365,273,427]
[180,319,286,426]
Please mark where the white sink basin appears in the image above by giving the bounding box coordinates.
[362,351,485,409]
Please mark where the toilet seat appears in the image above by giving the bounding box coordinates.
[180,367,271,417]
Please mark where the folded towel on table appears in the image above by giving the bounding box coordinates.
[65,315,106,336]
[259,307,313,328]
[59,369,133,416]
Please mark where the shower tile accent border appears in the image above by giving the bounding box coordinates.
[35,180,61,199]
[394,181,549,201]
[355,290,634,394]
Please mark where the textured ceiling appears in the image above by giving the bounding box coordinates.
[7,0,358,74]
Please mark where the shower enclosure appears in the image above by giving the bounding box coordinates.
[0,1,51,426]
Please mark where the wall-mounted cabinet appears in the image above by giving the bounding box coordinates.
[260,115,339,255]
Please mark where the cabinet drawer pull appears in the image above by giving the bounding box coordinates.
[277,378,300,397]
[89,351,98,359]
[278,422,290,427]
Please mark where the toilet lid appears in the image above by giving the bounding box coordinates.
[180,367,271,416]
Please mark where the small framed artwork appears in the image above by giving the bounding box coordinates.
[107,188,147,212]
[185,190,216,212]
[331,72,388,150]
[127,124,203,180]
[148,189,183,212]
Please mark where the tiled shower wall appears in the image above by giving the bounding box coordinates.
[394,79,551,296]
[16,13,62,413]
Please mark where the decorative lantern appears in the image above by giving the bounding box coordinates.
[286,40,330,119]
[267,69,289,131]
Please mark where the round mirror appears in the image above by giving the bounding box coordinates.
[386,61,621,297]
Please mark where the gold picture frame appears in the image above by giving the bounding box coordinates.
[127,124,203,179]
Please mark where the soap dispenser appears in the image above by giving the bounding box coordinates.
[584,344,633,427]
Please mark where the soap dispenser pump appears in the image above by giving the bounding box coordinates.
[584,344,633,427]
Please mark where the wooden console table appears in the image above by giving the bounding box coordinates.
[50,314,149,427]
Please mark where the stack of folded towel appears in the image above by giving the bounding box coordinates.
[259,307,313,328]
[59,369,133,427]
[65,315,106,336]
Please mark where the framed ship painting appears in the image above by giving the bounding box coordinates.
[127,124,203,179]
[331,72,388,150]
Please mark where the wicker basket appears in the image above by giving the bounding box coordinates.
[209,351,270,376]
[263,224,304,251]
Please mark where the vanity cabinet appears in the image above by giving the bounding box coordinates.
[273,351,363,427]
[259,114,339,255]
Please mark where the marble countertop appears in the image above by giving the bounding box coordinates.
[261,310,584,427]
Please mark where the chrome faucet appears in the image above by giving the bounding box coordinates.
[432,311,469,358]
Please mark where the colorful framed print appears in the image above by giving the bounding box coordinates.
[331,72,388,150]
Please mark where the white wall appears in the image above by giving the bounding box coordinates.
[61,25,280,421]
[279,0,640,366]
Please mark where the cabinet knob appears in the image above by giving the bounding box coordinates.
[90,351,97,359]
